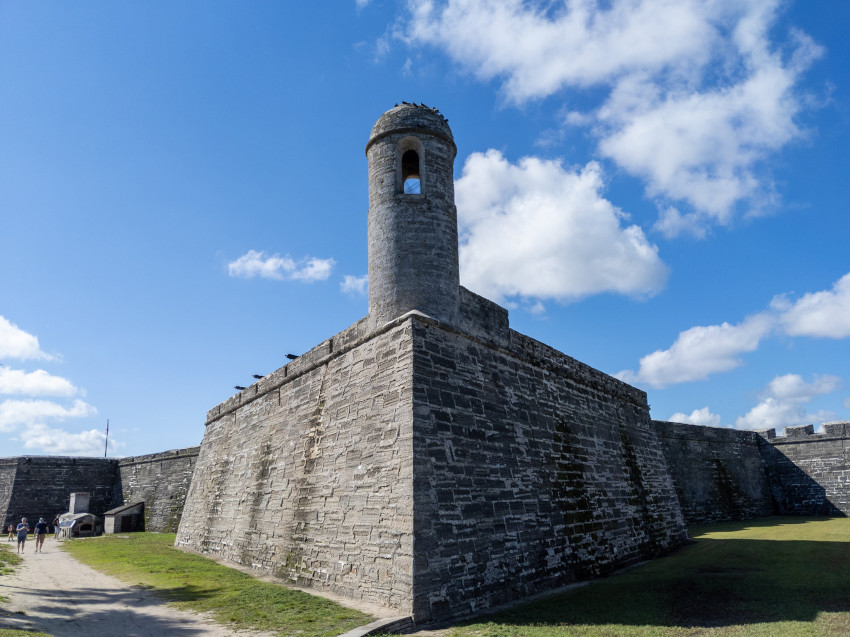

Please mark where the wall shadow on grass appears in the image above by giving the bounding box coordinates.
[454,518,850,631]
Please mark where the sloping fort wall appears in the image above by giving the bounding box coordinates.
[175,316,417,614]
[411,317,688,621]
[176,298,690,623]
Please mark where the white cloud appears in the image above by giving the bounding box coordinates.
[228,250,335,282]
[844,397,850,410]
[763,373,841,402]
[735,373,841,430]
[0,398,97,433]
[618,313,773,388]
[774,272,850,339]
[669,407,722,428]
[456,151,667,303]
[341,274,369,296]
[404,0,823,230]
[0,316,54,361]
[0,367,77,397]
[20,423,121,457]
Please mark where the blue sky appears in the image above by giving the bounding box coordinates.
[1,1,848,457]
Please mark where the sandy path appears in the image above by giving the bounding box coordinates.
[0,536,273,636]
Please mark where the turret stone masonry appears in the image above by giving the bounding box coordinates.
[174,104,691,623]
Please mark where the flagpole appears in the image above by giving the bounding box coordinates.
[104,419,109,458]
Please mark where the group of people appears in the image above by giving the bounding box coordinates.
[6,516,55,554]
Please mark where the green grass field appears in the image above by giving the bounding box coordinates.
[61,533,373,637]
[5,518,849,636]
[430,517,850,637]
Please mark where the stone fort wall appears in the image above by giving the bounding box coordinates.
[411,317,688,621]
[759,422,850,516]
[653,421,774,524]
[0,456,118,530]
[655,420,850,525]
[0,447,199,532]
[176,301,690,623]
[117,447,199,532]
[176,316,416,614]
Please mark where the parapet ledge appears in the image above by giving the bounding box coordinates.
[205,315,379,426]
[653,420,760,444]
[118,446,201,466]
[758,421,850,443]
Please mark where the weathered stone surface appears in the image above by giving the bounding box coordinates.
[758,422,850,515]
[177,320,416,614]
[117,447,199,532]
[411,320,688,621]
[653,421,774,524]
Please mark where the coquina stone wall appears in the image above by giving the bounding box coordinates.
[176,317,416,614]
[117,446,199,532]
[758,422,850,515]
[653,421,775,524]
[411,318,688,621]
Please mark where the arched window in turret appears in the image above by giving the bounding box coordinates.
[396,137,424,195]
[402,150,420,194]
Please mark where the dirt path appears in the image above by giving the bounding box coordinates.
[0,536,273,636]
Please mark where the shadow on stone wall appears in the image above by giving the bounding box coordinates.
[759,441,845,516]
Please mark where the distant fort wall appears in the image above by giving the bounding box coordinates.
[0,456,118,530]
[654,420,850,525]
[653,421,774,524]
[0,447,199,532]
[117,446,200,532]
[758,422,850,516]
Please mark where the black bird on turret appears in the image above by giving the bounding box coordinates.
[252,374,264,379]
[234,385,246,391]
[285,354,298,360]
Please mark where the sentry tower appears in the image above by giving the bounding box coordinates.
[366,103,460,329]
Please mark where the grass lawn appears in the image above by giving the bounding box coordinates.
[422,517,850,637]
[62,533,373,637]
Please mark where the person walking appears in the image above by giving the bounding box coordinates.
[53,514,61,539]
[6,524,13,542]
[34,517,48,552]
[16,517,29,554]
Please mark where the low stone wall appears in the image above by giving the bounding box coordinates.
[653,421,774,524]
[758,422,850,516]
[0,448,201,533]
[0,457,118,530]
[117,447,200,532]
